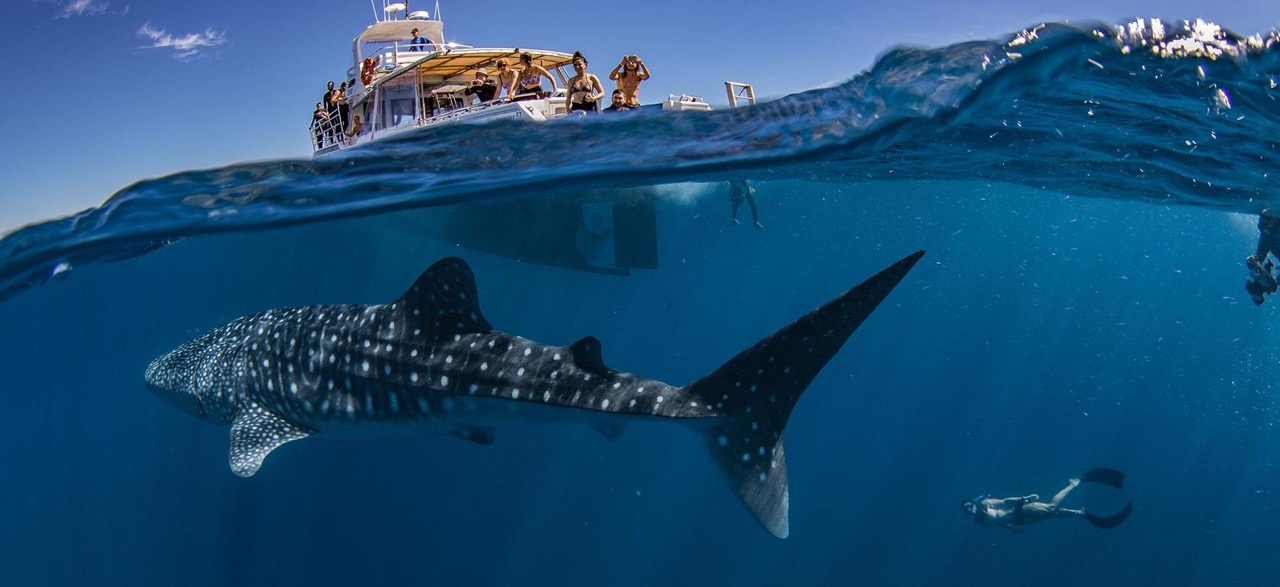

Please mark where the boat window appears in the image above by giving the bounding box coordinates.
[378,81,417,130]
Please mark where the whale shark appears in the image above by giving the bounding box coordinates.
[145,252,924,538]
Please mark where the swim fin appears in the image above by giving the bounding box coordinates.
[1084,502,1133,529]
[1081,467,1125,489]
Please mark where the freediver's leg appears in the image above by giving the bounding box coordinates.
[745,191,762,229]
[1049,478,1081,507]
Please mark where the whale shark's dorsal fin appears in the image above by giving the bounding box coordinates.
[229,402,312,477]
[398,257,493,341]
[566,336,612,378]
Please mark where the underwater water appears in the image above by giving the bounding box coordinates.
[3,19,1280,586]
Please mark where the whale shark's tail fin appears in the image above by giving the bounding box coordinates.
[681,251,925,538]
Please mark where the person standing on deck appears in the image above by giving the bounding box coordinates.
[322,81,339,144]
[609,54,651,107]
[409,28,432,51]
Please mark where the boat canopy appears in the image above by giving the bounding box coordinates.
[356,20,444,45]
[404,48,574,82]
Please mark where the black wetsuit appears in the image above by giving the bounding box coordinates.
[464,81,498,103]
[1246,214,1280,304]
[322,89,338,141]
[1257,214,1280,261]
[311,110,328,148]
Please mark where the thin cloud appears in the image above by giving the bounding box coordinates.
[55,0,109,18]
[137,22,227,60]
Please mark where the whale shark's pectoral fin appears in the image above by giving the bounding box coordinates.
[566,336,612,378]
[398,257,494,341]
[590,422,626,441]
[228,402,312,477]
[450,425,496,446]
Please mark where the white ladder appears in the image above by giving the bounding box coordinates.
[725,81,756,108]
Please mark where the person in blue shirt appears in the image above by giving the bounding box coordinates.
[409,28,431,52]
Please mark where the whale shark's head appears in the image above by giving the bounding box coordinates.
[145,336,226,422]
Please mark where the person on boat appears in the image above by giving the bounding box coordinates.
[603,89,632,113]
[609,54,651,107]
[310,102,330,149]
[343,115,364,145]
[464,69,498,103]
[729,179,763,229]
[566,51,606,114]
[334,81,350,134]
[361,57,378,88]
[322,81,340,143]
[513,52,557,101]
[1245,213,1280,305]
[409,28,432,52]
[494,59,518,100]
[961,468,1133,531]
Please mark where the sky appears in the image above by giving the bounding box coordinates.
[1,0,1279,233]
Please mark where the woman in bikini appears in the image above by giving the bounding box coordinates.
[609,54,651,107]
[494,59,518,100]
[565,51,605,114]
[513,52,557,101]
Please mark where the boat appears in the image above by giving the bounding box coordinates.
[310,1,753,276]
[310,0,718,156]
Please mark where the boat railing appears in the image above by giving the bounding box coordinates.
[309,110,361,153]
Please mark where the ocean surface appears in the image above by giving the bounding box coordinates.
[3,19,1280,586]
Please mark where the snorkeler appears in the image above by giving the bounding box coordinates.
[961,467,1133,531]
[1245,213,1280,305]
[729,179,763,229]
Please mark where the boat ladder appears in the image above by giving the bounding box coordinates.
[724,81,756,108]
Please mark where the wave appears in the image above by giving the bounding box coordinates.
[3,18,1280,301]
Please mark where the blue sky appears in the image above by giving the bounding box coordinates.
[2,0,1278,232]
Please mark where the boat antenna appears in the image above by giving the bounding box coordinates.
[370,0,379,22]
[434,0,441,20]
